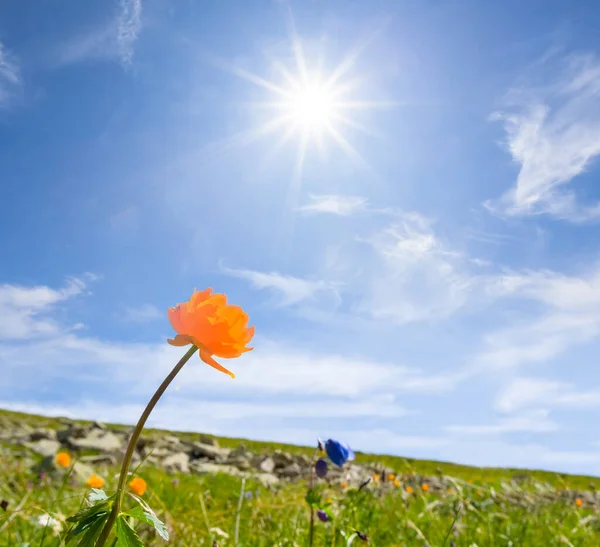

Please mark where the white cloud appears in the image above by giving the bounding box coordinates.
[358,213,474,323]
[488,53,600,220]
[0,276,91,340]
[446,409,558,435]
[120,303,162,323]
[0,42,20,108]
[298,194,368,216]
[497,377,600,413]
[58,0,142,67]
[221,265,341,307]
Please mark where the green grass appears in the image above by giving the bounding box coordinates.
[1,408,600,546]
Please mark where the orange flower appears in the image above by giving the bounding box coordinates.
[340,481,348,489]
[388,473,396,482]
[86,475,105,489]
[575,498,583,507]
[406,485,413,494]
[55,452,71,468]
[422,483,429,492]
[372,473,380,483]
[167,288,255,379]
[129,477,147,496]
[393,478,400,487]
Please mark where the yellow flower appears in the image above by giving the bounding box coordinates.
[167,289,255,379]
[575,498,583,507]
[393,478,400,487]
[388,473,396,482]
[129,477,147,496]
[422,483,429,492]
[340,481,348,489]
[406,485,413,494]
[86,475,105,489]
[372,473,380,483]
[55,452,71,468]
[326,497,333,504]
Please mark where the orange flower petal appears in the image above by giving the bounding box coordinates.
[199,349,235,379]
[167,334,196,347]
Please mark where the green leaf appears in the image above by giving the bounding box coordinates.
[67,497,114,523]
[305,488,321,508]
[65,509,110,546]
[88,488,109,503]
[75,512,110,546]
[115,515,144,547]
[126,506,169,541]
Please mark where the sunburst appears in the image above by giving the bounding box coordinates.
[203,10,395,207]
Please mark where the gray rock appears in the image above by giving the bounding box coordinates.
[272,450,294,469]
[57,425,89,443]
[257,456,276,474]
[69,430,123,453]
[141,445,173,459]
[91,421,107,430]
[190,442,230,462]
[199,435,219,447]
[279,462,303,479]
[26,439,61,457]
[189,461,246,478]
[80,454,117,466]
[162,452,190,474]
[229,457,251,470]
[255,472,280,487]
[29,429,57,442]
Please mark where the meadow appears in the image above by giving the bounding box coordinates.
[1,409,600,546]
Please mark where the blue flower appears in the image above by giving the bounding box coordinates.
[315,459,328,478]
[317,509,329,522]
[325,439,355,467]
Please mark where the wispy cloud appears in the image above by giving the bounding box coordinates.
[120,303,162,323]
[446,409,558,435]
[298,194,368,216]
[58,0,142,67]
[221,265,341,307]
[0,276,92,340]
[487,53,600,221]
[497,377,600,413]
[0,42,21,109]
[358,212,474,324]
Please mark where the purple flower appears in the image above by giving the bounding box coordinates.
[172,478,179,486]
[325,439,355,467]
[315,459,328,478]
[317,509,329,522]
[245,491,253,499]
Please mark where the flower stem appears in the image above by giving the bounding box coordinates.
[95,345,198,546]
[308,447,318,547]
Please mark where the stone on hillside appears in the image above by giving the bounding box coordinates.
[91,421,106,430]
[80,454,117,466]
[229,457,252,471]
[69,430,123,453]
[189,461,246,478]
[190,442,230,462]
[279,462,303,479]
[162,452,190,474]
[199,434,219,447]
[26,439,61,457]
[257,456,276,474]
[255,472,280,487]
[57,424,88,443]
[272,451,294,469]
[29,428,57,442]
[142,445,173,459]
[229,444,251,459]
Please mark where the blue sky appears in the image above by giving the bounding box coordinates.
[3,0,600,475]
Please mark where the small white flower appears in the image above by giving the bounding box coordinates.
[36,513,63,535]
[210,527,229,538]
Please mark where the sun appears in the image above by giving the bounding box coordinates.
[285,80,337,130]
[202,11,395,190]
